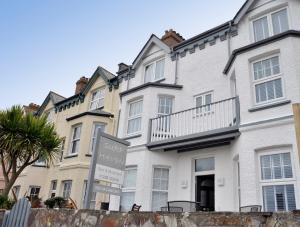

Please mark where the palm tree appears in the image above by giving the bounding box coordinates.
[0,105,61,197]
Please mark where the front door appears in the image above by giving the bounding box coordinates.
[196,175,215,211]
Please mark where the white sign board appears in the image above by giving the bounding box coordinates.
[84,131,129,209]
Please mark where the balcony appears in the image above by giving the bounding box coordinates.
[147,97,240,152]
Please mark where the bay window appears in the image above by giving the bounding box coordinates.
[260,151,296,211]
[120,167,137,211]
[70,124,81,154]
[127,100,143,135]
[151,167,169,211]
[62,180,72,199]
[90,123,105,154]
[252,56,284,105]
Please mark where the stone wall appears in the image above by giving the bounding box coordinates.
[1,209,295,227]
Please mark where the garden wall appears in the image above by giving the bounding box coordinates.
[1,209,300,226]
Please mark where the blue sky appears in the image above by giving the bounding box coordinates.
[0,1,244,109]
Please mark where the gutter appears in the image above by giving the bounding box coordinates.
[223,30,300,74]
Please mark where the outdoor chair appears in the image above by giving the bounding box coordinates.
[161,206,183,212]
[2,197,31,227]
[131,203,141,211]
[239,205,262,212]
[167,201,201,212]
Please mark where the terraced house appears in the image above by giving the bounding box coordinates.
[111,0,300,212]
[12,66,120,208]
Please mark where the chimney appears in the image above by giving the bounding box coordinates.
[161,29,185,48]
[23,103,40,114]
[75,76,89,94]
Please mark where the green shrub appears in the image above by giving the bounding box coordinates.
[44,196,66,208]
[0,195,15,210]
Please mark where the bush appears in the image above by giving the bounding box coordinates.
[44,197,66,208]
[0,195,15,210]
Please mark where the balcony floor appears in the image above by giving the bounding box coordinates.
[147,126,240,152]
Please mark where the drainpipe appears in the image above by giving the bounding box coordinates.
[227,21,233,58]
[126,67,131,90]
[174,53,178,85]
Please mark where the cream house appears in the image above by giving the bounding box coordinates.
[13,66,120,208]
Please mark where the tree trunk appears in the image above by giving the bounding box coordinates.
[2,173,18,197]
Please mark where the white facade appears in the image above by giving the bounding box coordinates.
[112,0,300,212]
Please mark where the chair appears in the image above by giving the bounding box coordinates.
[239,205,262,212]
[2,197,31,227]
[160,206,184,212]
[131,203,141,211]
[167,201,201,212]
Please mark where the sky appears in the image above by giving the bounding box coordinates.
[0,0,245,109]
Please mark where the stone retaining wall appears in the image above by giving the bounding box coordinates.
[1,209,300,226]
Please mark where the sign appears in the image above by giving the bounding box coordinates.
[84,131,130,209]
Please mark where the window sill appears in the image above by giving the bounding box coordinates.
[64,154,78,159]
[248,100,291,112]
[123,134,142,140]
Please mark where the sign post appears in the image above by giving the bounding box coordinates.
[84,130,130,209]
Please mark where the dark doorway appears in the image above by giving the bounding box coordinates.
[196,175,215,211]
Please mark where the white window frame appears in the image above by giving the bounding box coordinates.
[12,185,21,199]
[156,95,174,133]
[121,166,137,211]
[29,186,41,198]
[151,166,170,211]
[89,122,106,154]
[258,148,297,211]
[46,108,55,123]
[49,180,57,198]
[60,137,66,162]
[144,58,165,83]
[252,7,289,42]
[126,99,143,136]
[34,157,46,167]
[194,91,213,115]
[69,124,82,155]
[62,180,72,199]
[251,54,285,106]
[89,87,105,110]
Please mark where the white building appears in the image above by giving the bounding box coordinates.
[111,0,300,212]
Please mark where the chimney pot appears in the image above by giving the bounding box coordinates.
[75,76,89,94]
[161,29,185,48]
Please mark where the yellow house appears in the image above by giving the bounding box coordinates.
[13,66,120,208]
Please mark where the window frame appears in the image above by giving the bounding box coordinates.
[89,122,106,154]
[251,54,285,106]
[69,124,82,155]
[144,58,165,83]
[257,148,297,212]
[194,91,213,115]
[151,166,170,211]
[29,185,41,198]
[60,137,66,162]
[120,166,138,211]
[62,180,72,199]
[12,185,21,199]
[126,99,143,136]
[49,180,57,198]
[89,87,105,110]
[252,7,289,42]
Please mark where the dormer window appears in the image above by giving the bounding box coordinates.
[253,8,289,42]
[90,88,105,110]
[144,58,165,83]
